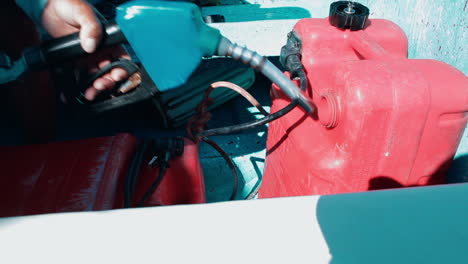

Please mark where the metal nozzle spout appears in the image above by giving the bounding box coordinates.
[216,37,315,114]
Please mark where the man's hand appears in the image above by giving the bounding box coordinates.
[41,0,130,100]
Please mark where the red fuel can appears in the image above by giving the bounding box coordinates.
[260,17,468,197]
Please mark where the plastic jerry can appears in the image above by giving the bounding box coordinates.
[260,14,468,197]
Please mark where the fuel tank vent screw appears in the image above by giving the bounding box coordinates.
[344,2,356,14]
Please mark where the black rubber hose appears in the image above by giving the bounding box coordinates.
[198,102,297,200]
[197,101,298,138]
[137,151,170,207]
[124,140,149,208]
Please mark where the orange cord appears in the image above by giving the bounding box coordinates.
[187,81,267,142]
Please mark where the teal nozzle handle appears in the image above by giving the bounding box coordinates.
[115,0,221,92]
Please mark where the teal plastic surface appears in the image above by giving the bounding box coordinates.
[115,0,221,92]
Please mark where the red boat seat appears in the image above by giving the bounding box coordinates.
[0,134,206,218]
[0,134,138,217]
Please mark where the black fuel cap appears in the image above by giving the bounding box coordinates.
[329,1,370,31]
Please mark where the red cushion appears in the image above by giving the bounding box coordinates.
[0,134,138,217]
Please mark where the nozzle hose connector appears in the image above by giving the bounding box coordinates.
[216,37,315,114]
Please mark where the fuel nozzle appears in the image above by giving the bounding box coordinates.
[2,0,314,114]
[216,37,315,114]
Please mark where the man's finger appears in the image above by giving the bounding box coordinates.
[84,87,98,101]
[98,59,111,68]
[75,5,102,53]
[110,68,128,82]
[93,76,114,91]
